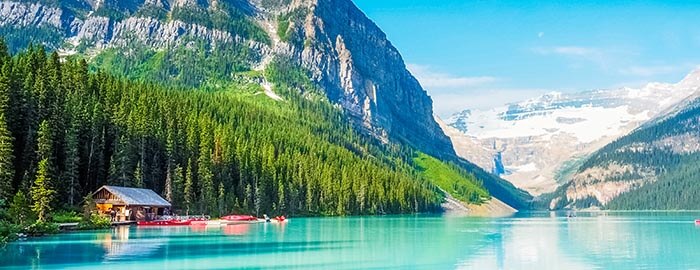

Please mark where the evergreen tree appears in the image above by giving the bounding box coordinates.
[0,112,13,202]
[184,158,195,214]
[134,161,143,188]
[171,165,184,208]
[243,183,252,212]
[109,134,131,186]
[217,182,225,216]
[31,159,55,222]
[36,120,52,165]
[31,121,55,222]
[63,114,80,206]
[198,119,215,214]
[8,190,32,226]
[0,59,13,202]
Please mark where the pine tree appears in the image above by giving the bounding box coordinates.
[109,134,131,186]
[184,158,195,215]
[243,183,252,212]
[164,166,173,202]
[134,161,143,188]
[0,59,13,202]
[36,120,52,165]
[8,190,32,226]
[218,182,225,216]
[31,121,55,222]
[0,38,8,61]
[172,165,184,208]
[164,130,175,202]
[277,179,286,214]
[198,120,215,214]
[254,183,262,216]
[0,112,13,202]
[63,115,80,206]
[31,159,55,222]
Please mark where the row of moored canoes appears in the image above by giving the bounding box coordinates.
[137,215,287,226]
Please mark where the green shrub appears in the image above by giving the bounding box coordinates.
[78,214,111,230]
[52,210,82,223]
[8,191,33,226]
[24,221,58,236]
[0,220,20,245]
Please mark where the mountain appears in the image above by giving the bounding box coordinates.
[0,0,453,158]
[0,0,531,211]
[552,79,700,209]
[444,70,700,198]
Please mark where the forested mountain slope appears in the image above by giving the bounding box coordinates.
[0,0,454,157]
[544,94,700,210]
[0,0,532,211]
[0,43,455,216]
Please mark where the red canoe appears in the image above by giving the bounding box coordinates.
[137,219,192,226]
[221,215,258,222]
[696,220,700,225]
[274,216,287,222]
[220,215,261,225]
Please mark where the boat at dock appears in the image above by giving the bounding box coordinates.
[137,219,192,226]
[138,215,209,226]
[220,215,262,225]
[273,216,287,223]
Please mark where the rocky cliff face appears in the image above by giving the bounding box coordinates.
[0,0,454,157]
[256,0,454,155]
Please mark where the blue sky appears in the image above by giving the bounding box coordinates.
[352,0,700,117]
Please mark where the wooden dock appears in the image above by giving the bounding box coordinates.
[58,223,79,230]
[112,221,136,226]
[57,221,135,231]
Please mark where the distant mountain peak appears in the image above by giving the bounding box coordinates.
[677,67,700,88]
[444,70,700,195]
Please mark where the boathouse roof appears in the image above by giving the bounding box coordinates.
[93,186,171,207]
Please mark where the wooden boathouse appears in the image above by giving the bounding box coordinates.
[91,186,171,222]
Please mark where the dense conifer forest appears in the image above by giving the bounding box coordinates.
[0,39,500,228]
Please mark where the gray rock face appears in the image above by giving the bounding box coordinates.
[0,0,455,157]
[76,16,241,50]
[0,1,64,28]
[258,0,455,156]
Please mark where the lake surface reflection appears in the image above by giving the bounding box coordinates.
[2,212,699,269]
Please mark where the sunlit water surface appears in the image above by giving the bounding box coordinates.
[2,212,700,269]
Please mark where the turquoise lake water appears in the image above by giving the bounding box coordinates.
[1,212,699,269]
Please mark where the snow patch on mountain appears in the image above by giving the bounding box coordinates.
[460,105,651,143]
[444,69,700,195]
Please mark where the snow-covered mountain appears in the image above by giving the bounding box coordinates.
[444,69,700,195]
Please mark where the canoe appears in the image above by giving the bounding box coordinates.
[274,216,287,223]
[219,215,262,225]
[137,219,192,226]
[187,216,211,225]
[221,215,258,221]
[220,219,264,225]
[695,219,700,225]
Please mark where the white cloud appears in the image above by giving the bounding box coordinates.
[405,64,549,117]
[407,64,497,89]
[618,64,696,77]
[430,89,549,118]
[532,46,601,57]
